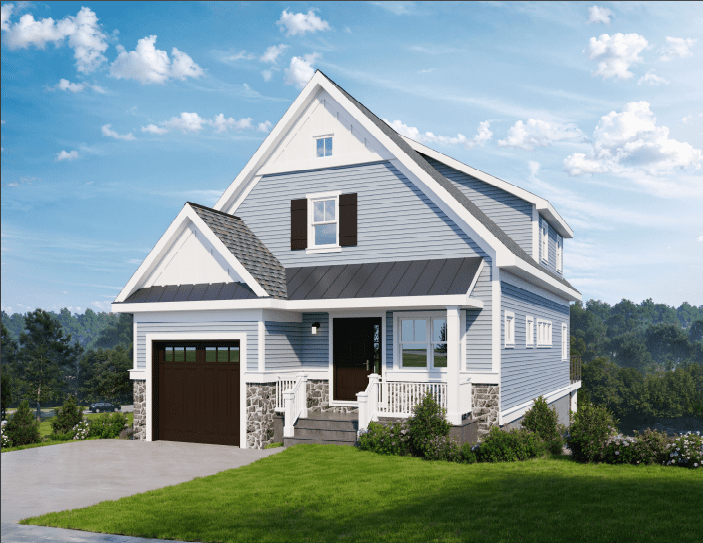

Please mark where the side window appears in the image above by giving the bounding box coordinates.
[504,311,515,348]
[561,323,568,361]
[526,316,534,347]
[399,317,448,369]
[316,136,333,157]
[541,219,549,263]
[537,319,552,347]
[556,235,563,272]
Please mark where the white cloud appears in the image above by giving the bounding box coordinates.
[637,69,669,86]
[260,44,288,63]
[141,123,168,135]
[276,10,330,36]
[466,121,494,149]
[224,50,255,61]
[1,6,108,73]
[257,120,272,133]
[385,119,492,150]
[56,78,85,92]
[55,150,79,161]
[109,35,203,84]
[370,1,421,16]
[101,124,135,141]
[1,3,14,32]
[161,112,206,133]
[498,119,584,150]
[284,53,319,88]
[564,101,702,178]
[261,69,274,82]
[698,235,703,242]
[659,37,696,62]
[587,5,612,24]
[587,33,648,80]
[209,114,252,133]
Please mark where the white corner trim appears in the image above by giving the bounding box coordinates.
[491,264,500,374]
[532,205,539,262]
[501,381,581,425]
[258,320,265,372]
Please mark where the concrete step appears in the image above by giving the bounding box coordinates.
[295,418,358,431]
[284,437,357,447]
[293,427,357,441]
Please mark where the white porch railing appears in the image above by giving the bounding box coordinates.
[282,374,307,438]
[275,376,297,413]
[459,377,472,418]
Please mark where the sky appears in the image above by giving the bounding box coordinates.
[1,1,702,316]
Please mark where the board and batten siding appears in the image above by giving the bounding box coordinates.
[500,282,570,412]
[235,161,487,267]
[135,321,258,372]
[424,156,533,256]
[264,313,329,372]
[539,215,562,277]
[465,263,492,372]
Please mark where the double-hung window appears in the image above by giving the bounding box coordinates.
[316,136,333,157]
[561,323,568,361]
[541,219,549,263]
[310,195,338,247]
[504,311,515,348]
[526,316,534,347]
[399,317,447,369]
[537,319,552,347]
[556,235,563,272]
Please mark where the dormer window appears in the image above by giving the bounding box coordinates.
[316,136,333,157]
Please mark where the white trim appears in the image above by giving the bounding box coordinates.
[459,371,499,383]
[500,270,571,307]
[460,309,466,372]
[541,218,549,263]
[556,234,563,273]
[305,190,342,199]
[562,322,568,361]
[305,246,342,254]
[402,136,573,238]
[113,294,484,314]
[308,192,340,250]
[537,319,552,347]
[525,315,534,348]
[491,264,501,373]
[501,381,581,425]
[532,205,539,261]
[504,311,515,348]
[466,259,484,297]
[245,369,328,383]
[144,331,248,448]
[258,320,265,372]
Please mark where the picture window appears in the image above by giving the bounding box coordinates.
[399,317,447,369]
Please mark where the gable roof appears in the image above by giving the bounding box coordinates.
[188,203,287,299]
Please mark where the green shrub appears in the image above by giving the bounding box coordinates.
[521,395,565,454]
[631,428,670,465]
[566,403,617,463]
[459,442,478,464]
[358,421,411,456]
[407,392,451,457]
[423,435,461,461]
[664,431,702,468]
[50,395,84,437]
[88,412,128,439]
[474,426,549,462]
[3,400,41,447]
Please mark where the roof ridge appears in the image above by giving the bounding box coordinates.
[187,201,241,221]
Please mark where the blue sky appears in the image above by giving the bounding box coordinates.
[1,1,702,315]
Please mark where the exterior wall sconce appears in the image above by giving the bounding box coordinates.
[311,322,321,335]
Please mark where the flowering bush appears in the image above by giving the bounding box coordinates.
[566,403,618,463]
[357,421,411,456]
[72,420,90,440]
[664,431,702,469]
[1,420,11,449]
[473,426,549,463]
[423,435,461,461]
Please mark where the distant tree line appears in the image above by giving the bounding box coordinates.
[571,298,703,420]
[1,308,133,420]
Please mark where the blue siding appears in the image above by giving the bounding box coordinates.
[135,321,258,371]
[235,161,486,267]
[303,312,329,367]
[264,313,329,371]
[500,282,570,412]
[466,262,493,372]
[426,156,533,256]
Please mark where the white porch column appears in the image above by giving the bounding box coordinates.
[446,306,461,425]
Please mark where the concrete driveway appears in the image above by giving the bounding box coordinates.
[1,440,285,541]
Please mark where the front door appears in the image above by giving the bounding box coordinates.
[333,318,381,401]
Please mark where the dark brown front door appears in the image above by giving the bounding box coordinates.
[153,341,240,446]
[333,318,381,401]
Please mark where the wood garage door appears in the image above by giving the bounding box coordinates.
[153,341,240,446]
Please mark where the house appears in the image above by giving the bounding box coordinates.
[112,71,582,449]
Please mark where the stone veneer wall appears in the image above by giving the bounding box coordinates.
[246,383,277,449]
[472,384,499,439]
[307,379,359,414]
[133,380,146,441]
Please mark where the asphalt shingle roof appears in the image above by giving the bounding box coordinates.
[321,71,578,294]
[189,203,288,298]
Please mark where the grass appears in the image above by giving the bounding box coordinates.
[2,411,134,453]
[20,445,703,543]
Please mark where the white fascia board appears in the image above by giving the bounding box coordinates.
[466,259,485,297]
[504,257,581,302]
[112,294,483,314]
[401,136,574,239]
[113,204,268,303]
[501,381,581,424]
[213,74,328,213]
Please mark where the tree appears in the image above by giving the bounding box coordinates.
[690,320,703,344]
[93,313,133,350]
[607,299,644,339]
[677,302,702,329]
[581,357,622,414]
[645,323,690,370]
[79,346,132,405]
[1,323,19,420]
[613,333,654,372]
[17,309,82,421]
[570,301,608,361]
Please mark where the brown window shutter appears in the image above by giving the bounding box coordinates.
[339,193,357,247]
[290,198,307,250]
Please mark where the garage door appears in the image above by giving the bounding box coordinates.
[153,341,240,446]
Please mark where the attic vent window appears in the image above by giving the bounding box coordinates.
[316,136,333,157]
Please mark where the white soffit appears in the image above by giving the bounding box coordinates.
[401,136,574,238]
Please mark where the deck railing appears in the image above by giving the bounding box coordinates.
[378,380,447,417]
[282,374,307,438]
[570,356,582,383]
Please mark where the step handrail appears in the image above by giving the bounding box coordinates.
[283,373,307,438]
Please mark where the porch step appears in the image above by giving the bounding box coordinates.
[284,413,359,447]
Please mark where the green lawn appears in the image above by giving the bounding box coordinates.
[20,445,703,543]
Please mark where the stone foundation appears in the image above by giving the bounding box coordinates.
[307,379,358,414]
[133,380,146,441]
[472,384,499,439]
[246,382,277,449]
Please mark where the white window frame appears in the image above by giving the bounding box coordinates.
[397,313,448,371]
[537,319,552,347]
[556,235,563,272]
[314,134,333,158]
[306,190,341,253]
[562,323,568,361]
[504,311,515,348]
[541,219,549,263]
[526,316,534,348]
